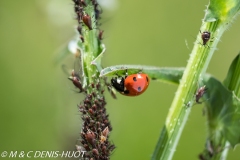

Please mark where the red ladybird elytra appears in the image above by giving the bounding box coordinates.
[111,73,150,96]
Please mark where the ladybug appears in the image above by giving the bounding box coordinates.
[111,73,150,96]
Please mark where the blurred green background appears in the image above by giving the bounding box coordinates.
[0,0,240,160]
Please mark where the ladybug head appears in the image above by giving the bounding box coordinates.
[111,77,125,93]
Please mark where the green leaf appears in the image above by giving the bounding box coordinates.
[204,0,240,22]
[203,75,240,147]
[223,53,240,94]
[100,65,184,85]
[222,53,240,147]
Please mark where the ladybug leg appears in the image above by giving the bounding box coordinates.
[195,87,208,104]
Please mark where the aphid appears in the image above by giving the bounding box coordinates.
[92,148,99,156]
[80,35,84,43]
[82,14,92,30]
[92,0,102,20]
[111,73,150,96]
[201,31,211,45]
[68,76,84,92]
[85,130,96,145]
[199,30,213,48]
[98,30,104,40]
[77,25,82,34]
[195,85,207,104]
[76,7,83,23]
[100,127,109,144]
[80,0,87,7]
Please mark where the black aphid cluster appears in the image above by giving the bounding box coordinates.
[73,0,104,42]
[76,81,115,160]
[72,1,115,159]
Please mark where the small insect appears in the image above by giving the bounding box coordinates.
[111,73,150,96]
[80,0,87,7]
[80,35,84,43]
[68,71,84,92]
[76,7,83,23]
[201,31,211,45]
[85,130,96,145]
[199,30,212,47]
[61,48,84,93]
[92,0,102,20]
[98,30,104,40]
[195,85,207,104]
[82,14,92,30]
[77,25,82,34]
[100,126,109,144]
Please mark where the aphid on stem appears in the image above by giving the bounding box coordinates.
[68,75,84,93]
[185,84,207,108]
[80,35,84,43]
[82,14,92,30]
[80,0,87,7]
[98,30,104,40]
[195,85,207,104]
[199,30,213,48]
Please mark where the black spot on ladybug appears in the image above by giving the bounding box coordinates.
[146,77,149,82]
[133,77,137,81]
[138,87,142,92]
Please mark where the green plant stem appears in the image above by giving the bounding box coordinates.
[152,20,227,160]
[73,1,116,158]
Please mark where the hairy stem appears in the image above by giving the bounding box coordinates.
[152,19,227,160]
